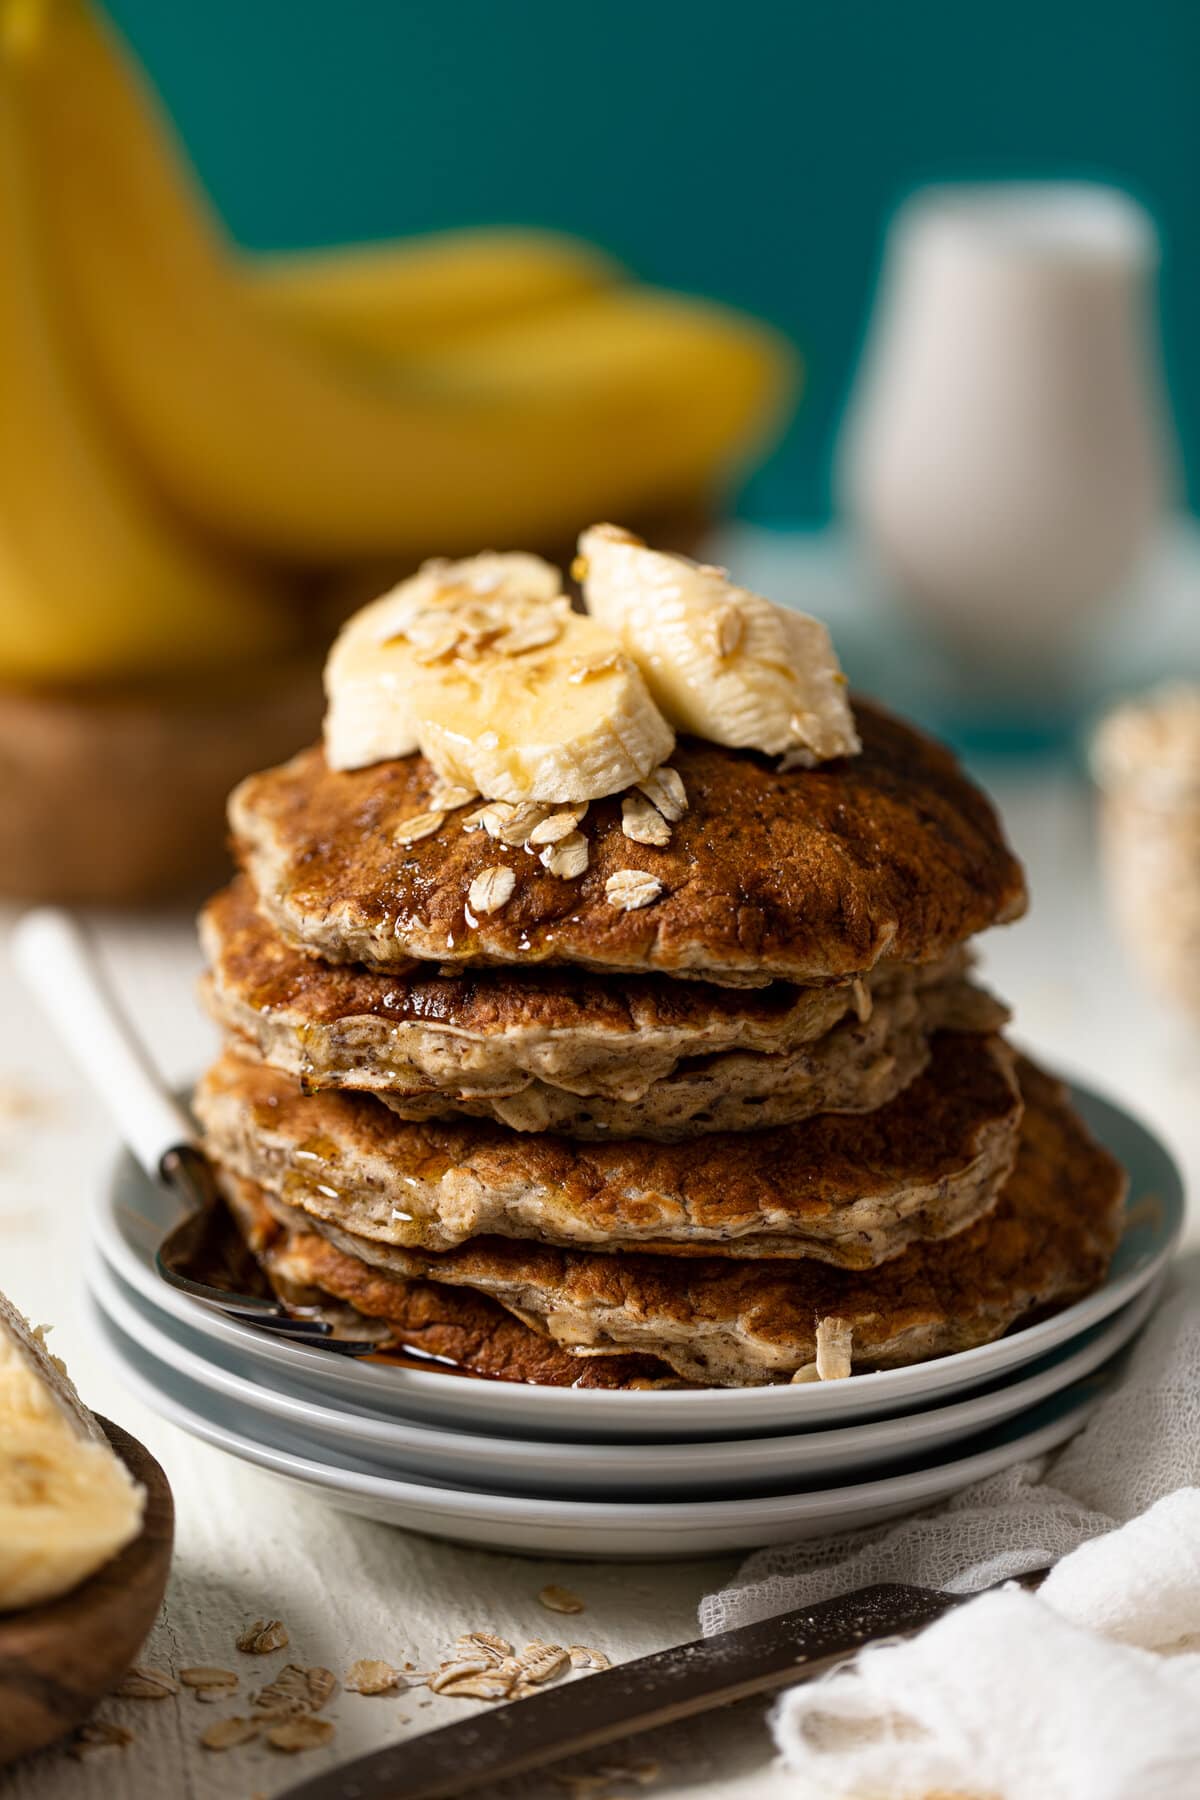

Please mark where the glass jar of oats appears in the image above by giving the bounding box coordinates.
[1092,683,1200,1014]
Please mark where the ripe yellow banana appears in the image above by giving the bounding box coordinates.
[0,64,291,686]
[4,0,795,562]
[248,228,621,360]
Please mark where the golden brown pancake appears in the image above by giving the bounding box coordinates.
[229,700,1026,986]
[202,879,1006,1137]
[195,1032,1023,1265]
[221,1176,676,1387]
[217,1057,1123,1386]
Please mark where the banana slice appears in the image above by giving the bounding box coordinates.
[0,1291,145,1612]
[324,552,674,803]
[325,552,561,770]
[579,524,861,764]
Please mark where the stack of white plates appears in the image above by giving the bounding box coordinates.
[87,1076,1181,1559]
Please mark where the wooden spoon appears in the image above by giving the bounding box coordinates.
[0,1417,174,1766]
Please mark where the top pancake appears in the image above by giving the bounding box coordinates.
[230,699,1026,985]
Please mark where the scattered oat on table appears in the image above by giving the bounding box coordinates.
[419,1629,600,1703]
[252,1663,336,1717]
[68,1721,134,1759]
[345,1658,401,1695]
[519,1641,571,1685]
[114,1665,178,1700]
[180,1666,238,1696]
[200,1716,262,1751]
[266,1715,336,1753]
[427,1658,493,1694]
[237,1618,289,1654]
[457,1631,514,1663]
[539,1583,585,1615]
[437,1670,516,1700]
[303,1666,337,1709]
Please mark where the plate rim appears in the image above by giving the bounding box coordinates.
[86,1291,1109,1530]
[86,1244,1165,1485]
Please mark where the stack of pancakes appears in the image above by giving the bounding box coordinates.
[196,700,1126,1388]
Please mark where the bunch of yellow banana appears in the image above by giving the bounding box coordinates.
[0,0,796,684]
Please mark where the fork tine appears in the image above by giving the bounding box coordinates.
[293,1336,380,1358]
[213,1304,379,1358]
[155,1256,286,1317]
[244,1320,379,1357]
[222,1311,332,1336]
[160,1253,379,1356]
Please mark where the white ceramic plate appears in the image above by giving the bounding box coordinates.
[91,1074,1182,1443]
[86,1293,1111,1558]
[87,1247,1164,1500]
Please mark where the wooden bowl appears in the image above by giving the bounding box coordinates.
[0,654,323,905]
[0,1418,174,1766]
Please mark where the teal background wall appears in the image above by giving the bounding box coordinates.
[106,0,1199,525]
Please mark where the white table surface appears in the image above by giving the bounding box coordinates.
[2,540,1197,1799]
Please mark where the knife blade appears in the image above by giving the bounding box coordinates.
[280,1575,1032,1800]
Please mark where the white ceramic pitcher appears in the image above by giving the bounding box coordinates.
[839,183,1172,678]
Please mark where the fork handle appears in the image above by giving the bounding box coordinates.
[12,907,194,1179]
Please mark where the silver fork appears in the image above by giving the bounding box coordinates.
[12,908,376,1357]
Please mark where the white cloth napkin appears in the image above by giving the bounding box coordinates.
[700,1260,1200,1797]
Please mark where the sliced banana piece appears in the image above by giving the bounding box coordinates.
[579,523,860,764]
[325,552,563,771]
[0,1290,145,1612]
[419,615,673,803]
[325,551,673,802]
